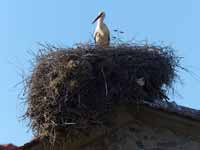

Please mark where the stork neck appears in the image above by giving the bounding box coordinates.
[97,17,104,25]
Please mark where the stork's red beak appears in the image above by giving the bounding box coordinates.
[92,13,103,24]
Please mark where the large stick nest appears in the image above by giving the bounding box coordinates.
[24,43,181,143]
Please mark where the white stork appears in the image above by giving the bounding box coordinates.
[92,11,110,47]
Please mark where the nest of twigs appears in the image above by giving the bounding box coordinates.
[24,43,181,143]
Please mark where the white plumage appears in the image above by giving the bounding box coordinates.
[92,11,110,47]
[136,77,145,86]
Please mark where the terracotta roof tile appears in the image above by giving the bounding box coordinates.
[0,144,18,150]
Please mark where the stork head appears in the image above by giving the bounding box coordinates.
[92,11,106,24]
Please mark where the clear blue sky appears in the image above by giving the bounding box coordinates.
[0,0,200,146]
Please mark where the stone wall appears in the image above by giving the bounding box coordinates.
[81,120,200,150]
[21,105,200,150]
